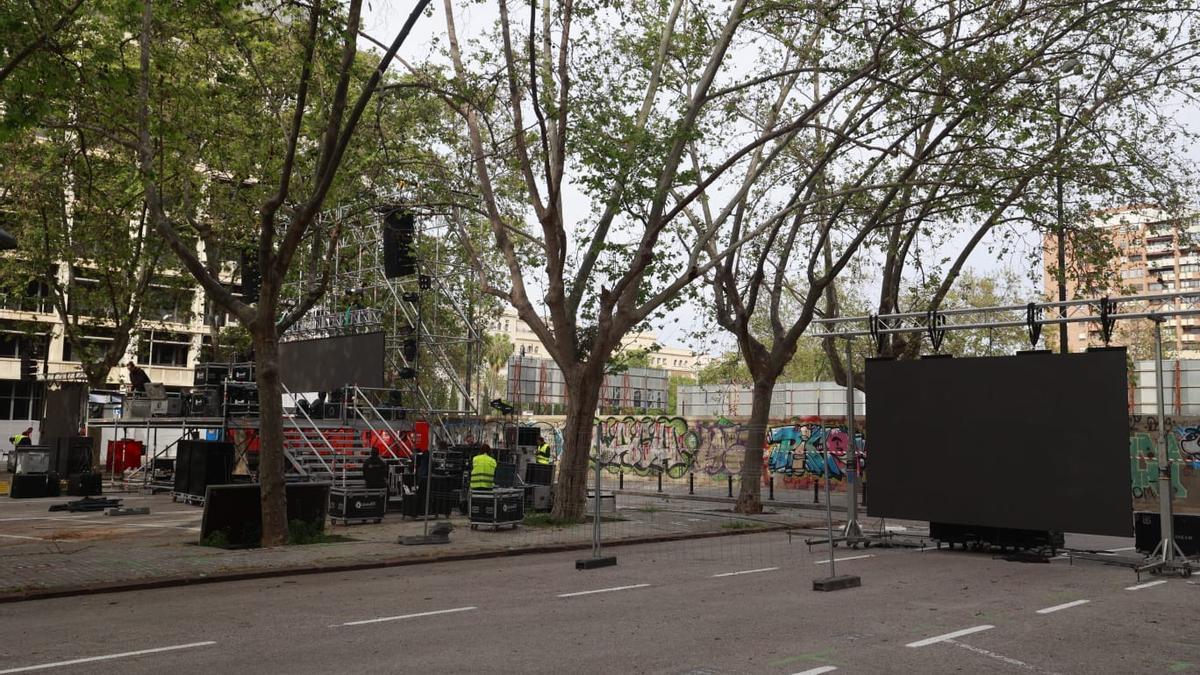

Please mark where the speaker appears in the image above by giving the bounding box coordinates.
[383,210,416,278]
[67,472,102,496]
[9,474,48,499]
[1134,511,1200,556]
[175,440,234,496]
[51,437,94,476]
[240,251,260,300]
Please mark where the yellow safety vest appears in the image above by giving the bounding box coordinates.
[536,443,552,465]
[11,434,27,447]
[470,453,496,490]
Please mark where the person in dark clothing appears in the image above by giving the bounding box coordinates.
[126,362,151,393]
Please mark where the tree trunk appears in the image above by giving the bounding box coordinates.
[551,368,602,521]
[735,380,773,514]
[253,326,288,547]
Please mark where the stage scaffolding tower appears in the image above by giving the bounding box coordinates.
[282,193,485,446]
[813,289,1200,577]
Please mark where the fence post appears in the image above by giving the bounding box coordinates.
[813,480,819,504]
[769,476,774,501]
[619,468,623,491]
[657,469,662,493]
[727,474,733,498]
[689,472,694,495]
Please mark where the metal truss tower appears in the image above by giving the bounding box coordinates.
[282,194,485,446]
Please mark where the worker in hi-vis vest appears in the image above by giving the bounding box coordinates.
[536,436,552,465]
[470,448,497,490]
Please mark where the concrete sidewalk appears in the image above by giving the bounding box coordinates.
[0,489,830,602]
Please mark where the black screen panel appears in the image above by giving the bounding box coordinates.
[278,332,385,392]
[866,350,1130,536]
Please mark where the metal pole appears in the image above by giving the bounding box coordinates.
[824,446,836,576]
[1055,82,1069,355]
[843,337,861,541]
[1153,318,1176,563]
[593,421,602,559]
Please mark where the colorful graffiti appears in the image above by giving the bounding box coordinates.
[1129,415,1200,515]
[765,421,865,489]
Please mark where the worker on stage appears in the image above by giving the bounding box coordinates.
[536,436,553,465]
[470,447,496,490]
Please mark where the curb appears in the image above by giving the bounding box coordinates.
[0,521,815,605]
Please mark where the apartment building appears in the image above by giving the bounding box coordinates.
[1043,206,1200,356]
[0,258,245,442]
[488,307,709,379]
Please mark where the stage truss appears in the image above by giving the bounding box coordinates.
[813,289,1200,576]
[282,192,486,445]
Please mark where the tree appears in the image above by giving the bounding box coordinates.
[430,0,868,520]
[129,0,434,546]
[0,1,85,98]
[703,1,1200,513]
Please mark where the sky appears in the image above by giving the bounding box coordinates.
[359,1,1200,356]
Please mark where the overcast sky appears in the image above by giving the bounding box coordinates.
[360,1,1200,355]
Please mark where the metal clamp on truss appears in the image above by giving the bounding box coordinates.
[925,309,947,353]
[1098,296,1119,345]
[1026,302,1044,348]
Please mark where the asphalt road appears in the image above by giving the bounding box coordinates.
[0,532,1195,674]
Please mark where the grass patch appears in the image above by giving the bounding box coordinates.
[287,519,352,545]
[522,513,577,528]
[199,530,231,548]
[721,519,766,530]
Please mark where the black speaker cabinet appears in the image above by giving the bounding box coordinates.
[383,210,416,278]
[175,440,234,497]
[1134,511,1200,556]
[9,474,48,499]
[67,472,102,496]
[51,437,94,476]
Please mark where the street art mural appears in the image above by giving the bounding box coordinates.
[442,412,1200,511]
[1129,415,1200,515]
[765,420,865,490]
[585,415,864,491]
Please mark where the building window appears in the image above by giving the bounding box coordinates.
[0,280,53,314]
[0,380,43,421]
[62,326,118,363]
[139,331,191,367]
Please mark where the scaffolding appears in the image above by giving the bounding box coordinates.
[282,194,485,447]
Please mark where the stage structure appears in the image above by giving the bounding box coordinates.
[813,290,1200,577]
[281,193,486,448]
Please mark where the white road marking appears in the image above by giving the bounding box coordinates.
[947,639,1058,674]
[1036,599,1090,614]
[0,533,47,541]
[557,583,651,598]
[814,554,874,565]
[1107,546,1136,552]
[906,625,995,648]
[790,667,837,675]
[0,641,216,674]
[340,606,477,626]
[711,567,779,578]
[1125,580,1169,591]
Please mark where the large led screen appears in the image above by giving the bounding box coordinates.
[278,332,385,392]
[866,349,1130,536]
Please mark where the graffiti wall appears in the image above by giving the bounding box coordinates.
[587,414,864,492]
[1129,415,1200,515]
[445,412,1200,512]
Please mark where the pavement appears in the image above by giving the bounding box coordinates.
[0,484,831,602]
[0,531,1193,674]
